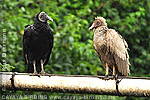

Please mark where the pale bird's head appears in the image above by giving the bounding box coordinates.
[37,12,53,23]
[89,17,107,31]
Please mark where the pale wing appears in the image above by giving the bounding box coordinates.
[93,35,107,67]
[106,29,130,75]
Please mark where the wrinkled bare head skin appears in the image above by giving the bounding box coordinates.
[89,17,107,30]
[38,12,53,22]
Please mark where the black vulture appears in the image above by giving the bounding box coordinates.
[23,12,54,75]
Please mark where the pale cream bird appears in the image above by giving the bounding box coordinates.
[89,17,130,78]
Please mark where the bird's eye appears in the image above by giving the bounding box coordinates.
[40,15,44,18]
[96,21,100,24]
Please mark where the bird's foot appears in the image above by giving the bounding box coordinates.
[33,71,38,75]
[39,71,47,76]
[112,75,116,80]
[113,74,118,80]
[103,75,109,80]
[29,72,40,77]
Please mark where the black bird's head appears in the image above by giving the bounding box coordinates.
[37,12,53,23]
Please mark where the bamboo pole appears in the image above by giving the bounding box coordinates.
[0,72,150,97]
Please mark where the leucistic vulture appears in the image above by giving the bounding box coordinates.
[89,17,130,78]
[23,12,54,75]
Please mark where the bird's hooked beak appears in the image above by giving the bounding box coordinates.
[89,23,96,31]
[46,15,53,22]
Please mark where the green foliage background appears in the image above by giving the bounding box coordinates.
[0,0,150,100]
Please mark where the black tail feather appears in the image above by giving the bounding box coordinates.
[27,63,34,73]
[36,61,41,73]
[27,61,41,73]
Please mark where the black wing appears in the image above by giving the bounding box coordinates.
[23,25,37,64]
[23,25,30,65]
[43,29,54,66]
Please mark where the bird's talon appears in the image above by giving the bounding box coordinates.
[104,75,108,78]
[29,73,33,76]
[33,72,38,75]
[112,75,116,80]
[29,72,40,77]
[102,75,109,80]
[39,71,46,75]
[112,75,115,78]
[113,74,118,80]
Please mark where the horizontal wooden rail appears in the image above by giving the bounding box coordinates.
[0,72,150,97]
